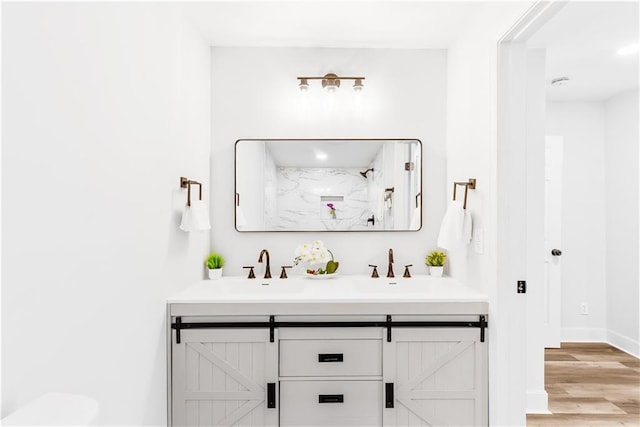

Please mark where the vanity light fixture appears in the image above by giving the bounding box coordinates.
[297,73,365,92]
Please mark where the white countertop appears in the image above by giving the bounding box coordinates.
[168,275,488,316]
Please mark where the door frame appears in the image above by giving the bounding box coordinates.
[496,0,567,417]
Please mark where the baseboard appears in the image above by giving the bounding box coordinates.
[558,328,639,358]
[526,389,550,414]
[561,328,607,342]
[607,329,640,358]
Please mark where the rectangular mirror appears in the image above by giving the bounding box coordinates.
[234,139,422,232]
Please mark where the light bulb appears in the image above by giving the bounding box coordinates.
[298,78,309,92]
[353,79,364,92]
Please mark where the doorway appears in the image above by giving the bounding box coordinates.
[498,0,639,416]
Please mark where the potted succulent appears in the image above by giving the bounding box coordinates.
[205,252,225,280]
[425,250,446,277]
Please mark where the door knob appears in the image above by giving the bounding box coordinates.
[551,249,562,256]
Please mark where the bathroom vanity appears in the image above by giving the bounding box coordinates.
[167,276,488,426]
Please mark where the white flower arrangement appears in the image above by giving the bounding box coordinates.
[293,240,339,275]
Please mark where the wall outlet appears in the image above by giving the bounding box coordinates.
[580,302,589,315]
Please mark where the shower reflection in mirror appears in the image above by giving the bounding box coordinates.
[234,139,422,232]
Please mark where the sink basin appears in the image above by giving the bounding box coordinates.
[199,276,447,296]
[355,277,435,293]
[219,278,305,293]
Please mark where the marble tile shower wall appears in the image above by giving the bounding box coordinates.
[269,168,372,230]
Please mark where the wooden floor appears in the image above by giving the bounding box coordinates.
[527,343,640,426]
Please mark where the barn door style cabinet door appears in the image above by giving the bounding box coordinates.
[382,328,488,426]
[171,329,278,427]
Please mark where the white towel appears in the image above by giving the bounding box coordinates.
[179,200,211,232]
[437,200,466,250]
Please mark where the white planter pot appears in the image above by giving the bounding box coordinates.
[208,268,223,280]
[429,266,444,277]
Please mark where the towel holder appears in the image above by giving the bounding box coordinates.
[180,177,202,207]
[384,187,394,203]
[453,178,476,210]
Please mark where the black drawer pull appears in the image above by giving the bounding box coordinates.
[267,383,276,408]
[318,394,344,403]
[385,383,394,408]
[318,353,344,363]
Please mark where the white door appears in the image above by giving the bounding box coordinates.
[171,329,278,427]
[544,136,563,348]
[382,328,488,426]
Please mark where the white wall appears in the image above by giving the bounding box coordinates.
[211,47,447,275]
[2,3,210,424]
[546,102,607,340]
[604,90,639,356]
[446,2,535,425]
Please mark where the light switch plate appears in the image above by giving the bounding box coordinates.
[473,229,484,254]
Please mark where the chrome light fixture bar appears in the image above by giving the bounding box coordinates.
[297,73,365,92]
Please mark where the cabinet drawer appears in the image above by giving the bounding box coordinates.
[280,339,381,377]
[280,380,382,426]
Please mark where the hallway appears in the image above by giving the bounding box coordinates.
[527,343,640,426]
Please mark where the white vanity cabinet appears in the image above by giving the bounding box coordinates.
[168,276,489,427]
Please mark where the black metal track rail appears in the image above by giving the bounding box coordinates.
[172,315,487,344]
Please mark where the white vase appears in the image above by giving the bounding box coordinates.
[208,268,223,280]
[429,266,444,277]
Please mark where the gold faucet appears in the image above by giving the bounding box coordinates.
[258,249,272,279]
[387,248,394,278]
